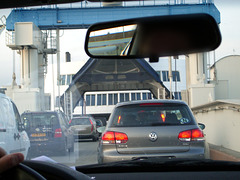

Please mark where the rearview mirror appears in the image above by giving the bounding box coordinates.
[85,14,221,61]
[198,123,205,130]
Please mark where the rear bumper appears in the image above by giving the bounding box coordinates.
[74,132,97,140]
[98,146,209,164]
[29,139,65,156]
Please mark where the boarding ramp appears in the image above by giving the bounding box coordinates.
[61,58,170,117]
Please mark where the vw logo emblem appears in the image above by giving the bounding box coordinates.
[149,132,158,142]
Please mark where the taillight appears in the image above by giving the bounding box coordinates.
[192,129,204,140]
[102,131,115,144]
[54,128,62,138]
[89,119,93,132]
[102,131,128,144]
[178,129,204,142]
[115,132,128,144]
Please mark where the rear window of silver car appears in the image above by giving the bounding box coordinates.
[110,104,195,127]
[71,118,91,125]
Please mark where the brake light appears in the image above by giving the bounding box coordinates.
[140,103,163,106]
[89,119,93,132]
[69,119,72,124]
[192,129,204,140]
[54,128,62,138]
[102,131,115,144]
[178,130,191,141]
[178,129,204,142]
[115,132,128,144]
[101,131,128,144]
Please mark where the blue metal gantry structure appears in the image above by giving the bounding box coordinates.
[6,1,220,30]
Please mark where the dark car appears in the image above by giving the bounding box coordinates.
[21,111,74,157]
[69,116,99,141]
[97,100,209,164]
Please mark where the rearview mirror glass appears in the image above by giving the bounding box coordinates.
[85,14,221,59]
[88,24,137,56]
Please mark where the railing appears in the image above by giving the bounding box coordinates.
[45,30,57,50]
[5,31,15,46]
[17,0,214,9]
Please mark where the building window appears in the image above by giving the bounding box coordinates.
[147,93,152,99]
[174,92,182,100]
[86,95,90,106]
[91,95,95,106]
[60,75,66,85]
[142,93,147,100]
[97,94,101,105]
[162,71,169,82]
[131,93,136,101]
[66,75,72,85]
[125,93,129,101]
[108,94,113,105]
[162,71,180,82]
[172,71,180,82]
[102,94,107,105]
[136,93,141,100]
[114,94,118,105]
[120,93,124,102]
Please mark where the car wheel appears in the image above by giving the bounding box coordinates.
[60,141,68,155]
[92,136,97,142]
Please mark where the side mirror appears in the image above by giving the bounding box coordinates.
[198,123,205,130]
[18,123,25,132]
[97,126,106,134]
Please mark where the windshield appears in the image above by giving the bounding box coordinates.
[71,118,90,125]
[0,0,239,169]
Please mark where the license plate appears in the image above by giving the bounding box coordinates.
[31,133,46,137]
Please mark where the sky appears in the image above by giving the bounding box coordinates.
[0,0,240,86]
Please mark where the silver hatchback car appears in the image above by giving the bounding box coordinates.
[97,100,209,164]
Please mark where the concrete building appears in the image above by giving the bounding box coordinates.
[191,55,240,155]
[210,55,240,100]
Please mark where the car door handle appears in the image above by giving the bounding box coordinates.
[14,133,20,140]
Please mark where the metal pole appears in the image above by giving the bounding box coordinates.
[175,58,177,96]
[51,30,55,110]
[81,96,84,115]
[56,29,61,109]
[168,56,173,99]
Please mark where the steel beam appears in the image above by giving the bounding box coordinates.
[6,4,220,30]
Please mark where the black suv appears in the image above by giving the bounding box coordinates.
[21,111,74,158]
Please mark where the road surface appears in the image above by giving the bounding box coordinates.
[31,140,99,167]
